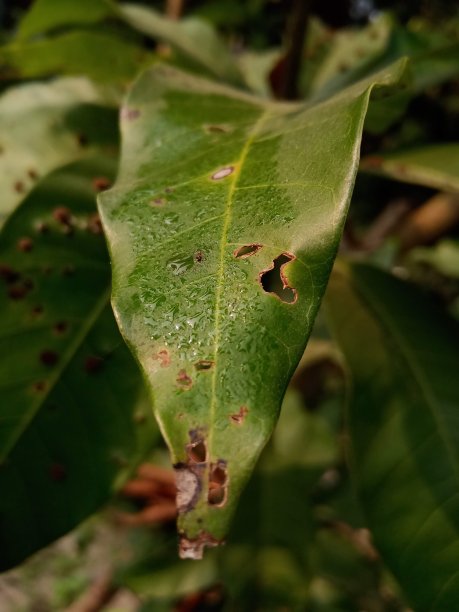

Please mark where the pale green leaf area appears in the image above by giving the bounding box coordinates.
[0,77,119,226]
[1,30,148,83]
[0,159,156,571]
[326,264,459,610]
[99,61,405,557]
[410,240,459,279]
[361,143,459,193]
[118,3,244,86]
[16,0,115,40]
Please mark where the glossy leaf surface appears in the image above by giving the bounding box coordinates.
[326,263,459,610]
[0,160,156,570]
[361,143,459,193]
[99,62,404,557]
[0,77,118,225]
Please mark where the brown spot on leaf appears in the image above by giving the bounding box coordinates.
[194,360,214,371]
[40,350,59,366]
[32,305,44,316]
[17,237,33,252]
[53,321,68,335]
[87,213,103,235]
[0,264,19,284]
[120,107,140,121]
[28,168,39,181]
[204,124,231,134]
[154,348,170,368]
[177,369,192,390]
[33,381,47,393]
[179,531,222,560]
[259,252,297,304]
[35,222,49,234]
[150,197,166,207]
[53,207,72,225]
[76,133,88,147]
[194,250,204,263]
[234,244,262,258]
[14,181,25,194]
[49,463,67,482]
[230,405,248,424]
[8,284,29,300]
[85,355,104,374]
[92,176,111,192]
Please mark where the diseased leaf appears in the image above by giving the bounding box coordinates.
[117,3,243,86]
[0,77,118,226]
[0,159,157,570]
[325,263,459,610]
[99,61,405,558]
[16,0,115,40]
[361,143,459,193]
[1,30,147,83]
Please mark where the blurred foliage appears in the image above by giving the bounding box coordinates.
[0,0,458,610]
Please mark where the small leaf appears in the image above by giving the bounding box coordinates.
[0,159,156,570]
[1,30,148,83]
[325,263,459,610]
[0,77,118,226]
[99,61,405,558]
[16,0,115,40]
[361,143,459,193]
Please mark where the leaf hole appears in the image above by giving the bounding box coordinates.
[259,252,297,304]
[187,440,207,464]
[177,369,192,390]
[234,244,262,258]
[208,462,228,506]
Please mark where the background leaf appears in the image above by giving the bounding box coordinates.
[0,77,118,226]
[0,159,157,571]
[325,263,459,610]
[99,61,405,557]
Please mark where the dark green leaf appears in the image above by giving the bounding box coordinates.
[0,159,156,571]
[99,61,405,557]
[325,263,459,610]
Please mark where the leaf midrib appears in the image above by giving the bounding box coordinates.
[208,109,271,456]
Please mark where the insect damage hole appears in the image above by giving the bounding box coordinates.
[234,244,262,259]
[208,462,228,506]
[259,253,297,304]
[195,360,214,371]
[187,439,207,464]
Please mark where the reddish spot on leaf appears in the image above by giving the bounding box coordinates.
[49,463,67,482]
[230,405,248,424]
[0,264,19,284]
[32,305,44,316]
[177,369,192,390]
[92,176,111,192]
[40,350,59,366]
[53,321,68,335]
[14,181,25,194]
[85,355,104,374]
[150,197,166,207]
[155,349,171,368]
[8,284,29,300]
[53,207,72,225]
[194,250,204,263]
[87,213,103,234]
[17,237,33,252]
[33,381,47,393]
[234,244,262,258]
[28,168,39,181]
[120,107,140,121]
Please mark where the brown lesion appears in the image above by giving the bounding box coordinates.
[233,244,262,258]
[176,369,193,389]
[230,405,248,424]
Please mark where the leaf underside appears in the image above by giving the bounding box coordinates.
[99,62,405,558]
[0,160,155,571]
[326,264,459,610]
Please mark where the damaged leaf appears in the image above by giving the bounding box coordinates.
[99,61,405,558]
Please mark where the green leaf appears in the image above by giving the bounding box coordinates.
[0,159,156,570]
[117,3,244,86]
[99,61,405,558]
[325,263,459,610]
[16,0,115,40]
[361,143,459,193]
[0,77,118,226]
[1,30,147,83]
